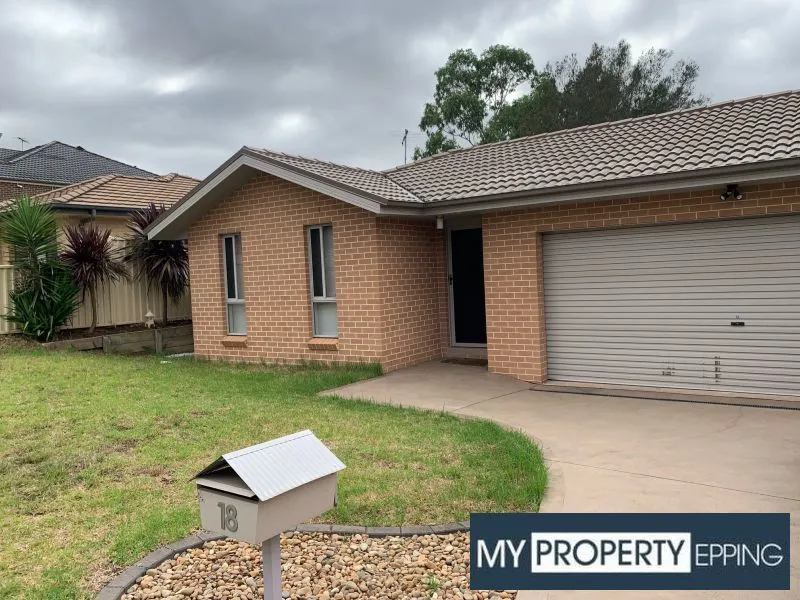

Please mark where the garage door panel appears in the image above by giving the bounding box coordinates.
[551,296,800,307]
[548,372,798,394]
[549,348,800,366]
[543,216,800,395]
[545,282,800,294]
[549,355,800,374]
[547,270,800,285]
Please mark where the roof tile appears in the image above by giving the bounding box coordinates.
[0,141,156,185]
[21,172,199,211]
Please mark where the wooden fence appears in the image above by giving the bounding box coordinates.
[0,264,191,334]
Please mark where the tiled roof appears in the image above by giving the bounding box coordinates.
[383,90,800,203]
[0,141,156,185]
[240,90,800,206]
[25,172,199,212]
[247,147,422,203]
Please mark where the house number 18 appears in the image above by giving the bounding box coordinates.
[217,502,239,532]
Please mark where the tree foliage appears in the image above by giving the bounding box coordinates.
[125,203,189,327]
[0,197,79,341]
[415,40,707,159]
[414,45,534,159]
[61,224,128,335]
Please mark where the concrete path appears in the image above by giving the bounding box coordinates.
[325,360,800,599]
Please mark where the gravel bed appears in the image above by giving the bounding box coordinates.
[121,531,515,600]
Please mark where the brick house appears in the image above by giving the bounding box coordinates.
[150,90,800,396]
[1,172,199,334]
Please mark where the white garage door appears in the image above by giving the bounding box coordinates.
[543,216,800,395]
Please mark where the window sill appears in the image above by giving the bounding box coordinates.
[221,335,247,348]
[307,338,339,351]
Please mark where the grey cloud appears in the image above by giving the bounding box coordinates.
[0,0,798,179]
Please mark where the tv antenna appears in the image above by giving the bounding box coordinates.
[401,129,409,164]
[16,137,29,150]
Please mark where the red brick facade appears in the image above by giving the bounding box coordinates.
[188,173,800,379]
[482,180,800,381]
[188,173,448,371]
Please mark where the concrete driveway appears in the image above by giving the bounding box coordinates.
[325,360,800,599]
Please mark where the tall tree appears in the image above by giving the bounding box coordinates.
[125,204,190,327]
[415,40,707,158]
[60,224,128,335]
[505,40,707,138]
[414,45,534,159]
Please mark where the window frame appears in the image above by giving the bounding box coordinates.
[222,233,246,335]
[307,224,337,338]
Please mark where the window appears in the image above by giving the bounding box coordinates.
[222,234,246,335]
[307,225,337,337]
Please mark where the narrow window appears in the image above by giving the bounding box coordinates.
[222,234,246,335]
[308,225,337,337]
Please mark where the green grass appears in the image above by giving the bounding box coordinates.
[0,350,547,598]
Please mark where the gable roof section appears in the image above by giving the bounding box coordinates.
[0,141,156,185]
[15,172,199,212]
[249,148,421,203]
[150,90,800,239]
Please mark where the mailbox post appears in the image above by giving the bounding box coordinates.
[194,430,345,599]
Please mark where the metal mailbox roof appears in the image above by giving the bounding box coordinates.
[194,430,345,502]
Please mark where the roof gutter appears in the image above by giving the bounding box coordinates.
[379,158,800,217]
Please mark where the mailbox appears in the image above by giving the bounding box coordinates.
[194,429,345,543]
[193,430,345,599]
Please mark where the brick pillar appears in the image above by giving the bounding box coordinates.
[482,211,547,382]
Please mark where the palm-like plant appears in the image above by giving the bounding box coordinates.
[60,224,128,335]
[126,203,189,327]
[0,196,79,341]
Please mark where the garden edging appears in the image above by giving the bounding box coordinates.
[95,521,470,600]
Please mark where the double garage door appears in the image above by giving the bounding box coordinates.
[543,216,800,395]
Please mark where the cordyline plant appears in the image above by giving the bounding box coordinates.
[60,224,128,335]
[125,203,189,327]
[0,196,79,341]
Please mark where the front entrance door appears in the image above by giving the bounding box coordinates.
[449,228,487,345]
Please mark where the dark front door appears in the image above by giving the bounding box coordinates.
[450,228,487,344]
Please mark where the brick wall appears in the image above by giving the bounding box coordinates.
[188,173,448,371]
[377,218,448,371]
[0,179,57,203]
[482,180,800,382]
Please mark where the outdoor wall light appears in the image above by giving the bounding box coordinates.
[720,184,744,201]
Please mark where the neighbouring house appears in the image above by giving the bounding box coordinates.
[149,90,800,396]
[0,172,199,334]
[0,140,156,202]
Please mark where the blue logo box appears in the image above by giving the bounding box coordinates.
[470,513,790,590]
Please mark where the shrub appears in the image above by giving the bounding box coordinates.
[61,224,128,335]
[0,197,78,341]
[125,203,189,327]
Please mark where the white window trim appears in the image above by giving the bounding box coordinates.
[222,233,246,335]
[307,225,337,338]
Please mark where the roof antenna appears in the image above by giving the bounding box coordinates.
[16,137,29,150]
[401,129,409,164]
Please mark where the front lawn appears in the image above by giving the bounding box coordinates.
[0,350,547,599]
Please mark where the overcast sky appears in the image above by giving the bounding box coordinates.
[1,0,798,178]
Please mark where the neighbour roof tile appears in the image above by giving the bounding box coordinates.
[0,141,156,185]
[24,172,199,212]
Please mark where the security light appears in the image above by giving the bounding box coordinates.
[720,184,743,201]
